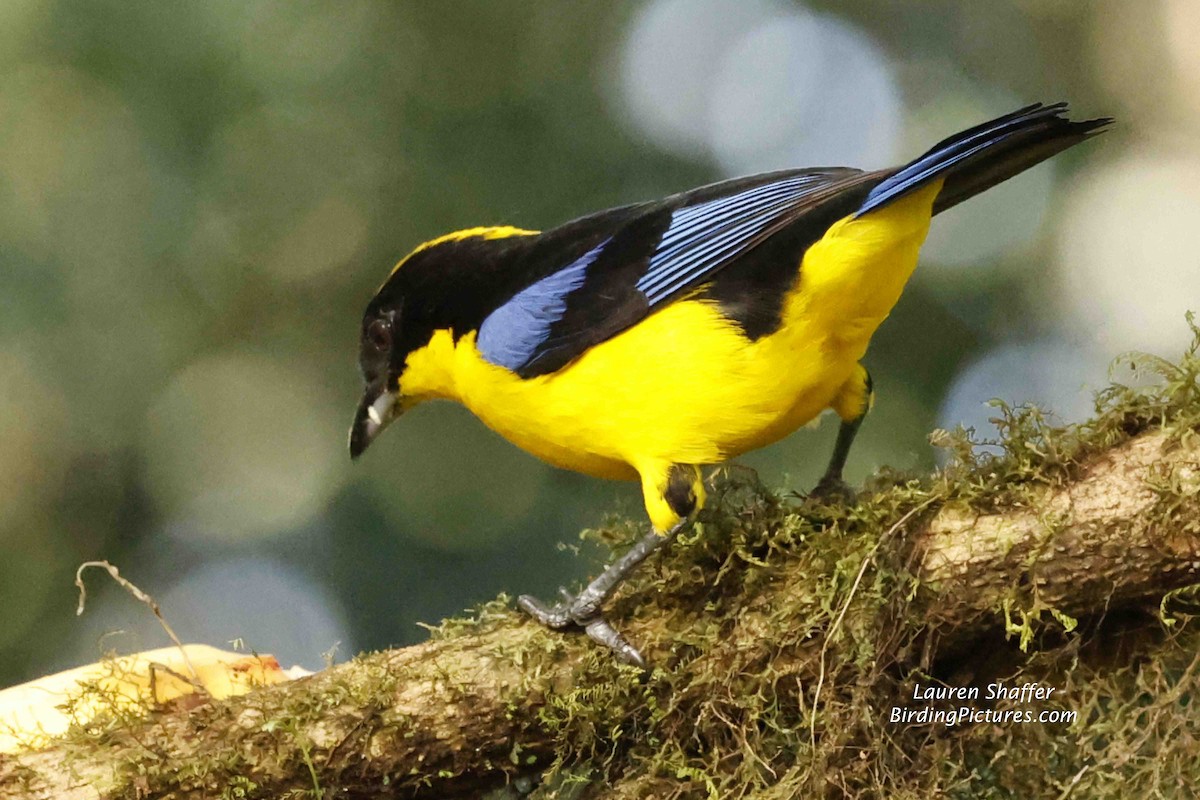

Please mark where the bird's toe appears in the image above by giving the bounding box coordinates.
[809,475,856,504]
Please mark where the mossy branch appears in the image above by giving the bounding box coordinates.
[914,428,1200,650]
[4,337,1200,799]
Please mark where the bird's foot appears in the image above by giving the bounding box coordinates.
[518,590,647,669]
[809,474,856,503]
[517,524,682,669]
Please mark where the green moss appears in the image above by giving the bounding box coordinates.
[511,319,1200,798]
[38,318,1200,798]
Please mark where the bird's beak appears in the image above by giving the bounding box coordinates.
[349,384,400,460]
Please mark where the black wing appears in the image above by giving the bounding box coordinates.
[476,168,875,377]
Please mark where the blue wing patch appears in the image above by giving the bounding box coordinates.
[478,170,852,375]
[636,174,833,305]
[477,238,610,371]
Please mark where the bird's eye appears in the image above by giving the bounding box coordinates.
[366,319,392,351]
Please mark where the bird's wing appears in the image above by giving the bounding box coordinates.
[476,168,873,378]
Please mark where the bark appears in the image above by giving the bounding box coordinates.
[915,429,1200,642]
[2,427,1198,800]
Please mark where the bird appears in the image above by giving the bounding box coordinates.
[349,102,1109,666]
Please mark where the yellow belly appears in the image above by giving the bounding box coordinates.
[400,182,940,481]
[449,303,846,479]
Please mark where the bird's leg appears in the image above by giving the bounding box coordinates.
[811,365,873,500]
[811,415,864,499]
[518,520,686,668]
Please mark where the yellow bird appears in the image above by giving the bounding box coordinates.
[350,103,1108,665]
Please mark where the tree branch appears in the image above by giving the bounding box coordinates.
[915,428,1200,645]
[3,427,1199,799]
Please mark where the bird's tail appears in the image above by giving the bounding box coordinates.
[856,103,1111,218]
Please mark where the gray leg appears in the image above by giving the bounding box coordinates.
[812,367,873,500]
[811,414,864,500]
[518,521,686,668]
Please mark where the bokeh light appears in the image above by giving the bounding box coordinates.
[261,196,370,286]
[937,339,1109,456]
[0,350,70,530]
[1089,0,1177,132]
[1165,0,1200,123]
[1054,149,1200,356]
[0,64,155,267]
[617,0,900,175]
[143,353,345,543]
[361,404,552,554]
[707,9,900,174]
[616,0,780,159]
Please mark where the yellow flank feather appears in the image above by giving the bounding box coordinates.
[831,363,874,422]
[398,181,941,530]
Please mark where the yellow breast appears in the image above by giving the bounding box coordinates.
[398,182,939,481]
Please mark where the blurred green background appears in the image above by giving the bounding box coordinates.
[2,0,1197,686]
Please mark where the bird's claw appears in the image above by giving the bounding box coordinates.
[809,474,856,503]
[516,592,574,629]
[517,592,646,669]
[582,617,646,670]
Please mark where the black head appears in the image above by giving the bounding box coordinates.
[348,228,539,459]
